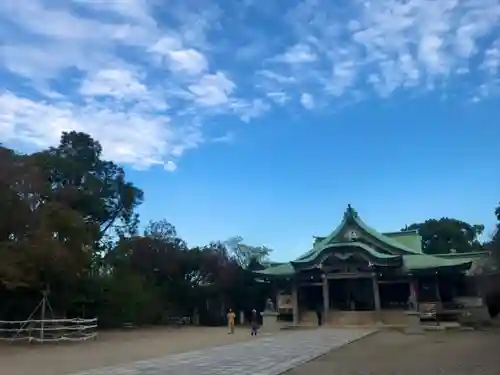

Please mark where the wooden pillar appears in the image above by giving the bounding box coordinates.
[322,274,329,319]
[409,279,418,311]
[435,274,442,302]
[291,279,299,325]
[372,276,381,311]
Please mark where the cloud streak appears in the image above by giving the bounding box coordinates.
[0,0,499,170]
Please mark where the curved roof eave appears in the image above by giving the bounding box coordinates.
[292,242,401,266]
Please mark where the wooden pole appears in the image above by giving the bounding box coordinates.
[40,290,47,342]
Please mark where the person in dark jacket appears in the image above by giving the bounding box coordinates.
[250,309,259,336]
[316,305,323,326]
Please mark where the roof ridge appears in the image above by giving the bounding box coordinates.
[383,229,419,236]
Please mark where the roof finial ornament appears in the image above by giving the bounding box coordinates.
[345,204,358,218]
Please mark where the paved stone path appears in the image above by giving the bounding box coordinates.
[70,328,374,375]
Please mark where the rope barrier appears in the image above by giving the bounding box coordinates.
[0,318,98,343]
[0,317,97,324]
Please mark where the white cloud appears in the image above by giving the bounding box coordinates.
[0,91,188,170]
[150,36,183,55]
[482,40,500,74]
[273,44,317,64]
[168,49,208,75]
[300,93,314,110]
[149,37,208,75]
[164,161,178,172]
[80,69,147,100]
[212,132,234,144]
[267,92,290,105]
[231,99,270,122]
[188,72,236,106]
[273,0,500,100]
[0,0,258,171]
[1,0,500,171]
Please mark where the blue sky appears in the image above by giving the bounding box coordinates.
[0,0,499,261]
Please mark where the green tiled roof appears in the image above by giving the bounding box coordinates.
[293,242,400,264]
[311,205,421,255]
[253,205,479,278]
[255,262,295,276]
[383,230,423,253]
[434,251,489,259]
[402,254,472,271]
[256,253,473,277]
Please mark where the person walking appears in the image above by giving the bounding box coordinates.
[250,308,259,336]
[315,305,323,326]
[227,308,236,334]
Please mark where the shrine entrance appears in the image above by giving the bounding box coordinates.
[328,278,376,311]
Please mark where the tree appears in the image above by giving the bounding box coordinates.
[487,204,500,264]
[144,219,187,249]
[402,218,484,255]
[108,221,226,315]
[0,147,93,290]
[1,134,270,327]
[225,236,273,268]
[30,131,144,246]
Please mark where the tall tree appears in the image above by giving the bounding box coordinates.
[224,236,273,268]
[402,218,484,255]
[31,131,144,246]
[0,146,93,289]
[488,204,500,264]
[144,219,187,249]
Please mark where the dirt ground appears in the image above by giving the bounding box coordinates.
[2,327,499,375]
[0,326,254,375]
[287,328,500,375]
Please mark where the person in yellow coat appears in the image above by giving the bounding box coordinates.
[227,308,236,334]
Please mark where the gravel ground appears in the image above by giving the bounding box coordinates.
[0,326,257,375]
[286,328,500,375]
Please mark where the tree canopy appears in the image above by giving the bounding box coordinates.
[487,203,500,264]
[402,218,485,255]
[225,236,273,268]
[0,132,269,326]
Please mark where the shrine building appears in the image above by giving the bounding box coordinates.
[254,205,488,326]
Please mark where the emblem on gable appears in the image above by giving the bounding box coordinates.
[344,230,358,241]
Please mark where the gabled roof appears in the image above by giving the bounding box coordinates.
[292,242,400,265]
[254,205,474,278]
[310,205,421,257]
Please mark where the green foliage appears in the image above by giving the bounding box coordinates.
[31,131,144,245]
[0,134,266,325]
[225,236,273,268]
[97,272,163,327]
[402,218,484,255]
[489,203,500,264]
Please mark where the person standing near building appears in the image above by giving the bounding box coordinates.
[315,305,323,326]
[227,308,236,334]
[250,308,259,336]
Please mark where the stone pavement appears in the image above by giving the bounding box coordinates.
[70,328,375,375]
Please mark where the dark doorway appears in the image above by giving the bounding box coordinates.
[329,278,375,311]
[299,285,322,310]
